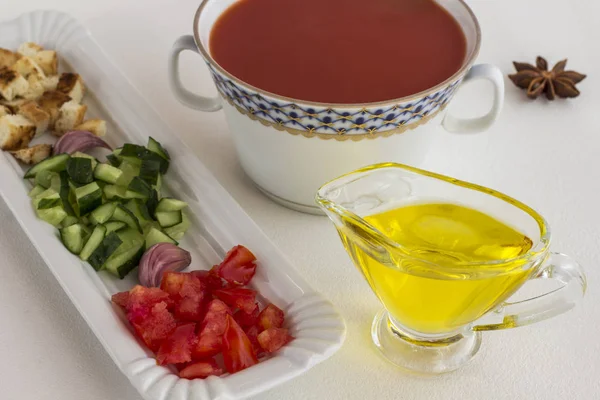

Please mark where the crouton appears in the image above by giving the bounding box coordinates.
[75,119,106,137]
[34,50,58,76]
[0,114,35,150]
[0,99,27,112]
[43,75,59,92]
[54,100,87,135]
[10,143,52,165]
[12,56,45,78]
[0,105,10,117]
[22,73,46,100]
[18,101,50,137]
[37,90,71,127]
[0,49,20,69]
[57,73,85,103]
[17,42,43,58]
[0,67,29,101]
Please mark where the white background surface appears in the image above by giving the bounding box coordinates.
[0,1,598,399]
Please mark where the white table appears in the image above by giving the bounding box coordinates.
[0,1,598,399]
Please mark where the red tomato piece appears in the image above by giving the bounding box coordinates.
[175,297,204,322]
[160,272,207,322]
[244,325,264,358]
[233,303,260,329]
[217,245,257,286]
[156,323,198,365]
[128,301,176,352]
[213,288,257,314]
[179,359,224,379]
[200,299,232,336]
[192,332,222,360]
[191,267,224,291]
[257,303,285,330]
[222,315,258,373]
[111,291,130,309]
[127,285,172,312]
[257,328,294,353]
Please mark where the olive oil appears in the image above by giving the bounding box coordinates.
[338,203,534,334]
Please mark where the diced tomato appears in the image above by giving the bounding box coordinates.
[217,245,257,286]
[111,291,130,309]
[127,285,172,312]
[244,325,264,358]
[179,359,224,379]
[192,332,222,360]
[156,323,198,365]
[257,328,294,353]
[175,297,204,322]
[257,303,285,330]
[222,315,258,373]
[160,272,207,322]
[128,301,176,352]
[199,299,232,336]
[213,288,257,314]
[191,267,224,291]
[233,303,260,329]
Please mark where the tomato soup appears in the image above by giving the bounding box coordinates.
[209,0,467,104]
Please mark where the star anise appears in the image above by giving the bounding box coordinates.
[508,56,586,100]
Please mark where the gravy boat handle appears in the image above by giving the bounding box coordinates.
[472,252,587,331]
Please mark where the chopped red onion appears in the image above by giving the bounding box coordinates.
[53,130,112,155]
[139,243,192,287]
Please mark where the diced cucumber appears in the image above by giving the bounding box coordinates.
[80,224,107,261]
[50,174,61,191]
[155,210,182,228]
[28,185,46,198]
[32,191,67,226]
[154,174,162,192]
[73,182,103,216]
[125,198,152,224]
[24,153,69,179]
[88,231,122,270]
[147,137,170,161]
[120,143,169,174]
[103,185,145,201]
[115,160,140,187]
[60,223,86,254]
[38,197,62,209]
[111,204,142,233]
[146,189,159,216]
[60,215,79,228]
[58,171,76,216]
[145,226,177,250]
[104,221,127,233]
[94,163,123,184]
[34,170,58,189]
[164,213,190,240]
[71,152,98,169]
[104,228,145,279]
[156,197,188,212]
[127,177,152,198]
[90,202,117,225]
[66,157,94,184]
[139,158,160,185]
[106,154,121,167]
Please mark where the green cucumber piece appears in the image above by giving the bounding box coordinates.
[37,197,61,209]
[32,191,67,226]
[80,225,106,261]
[155,210,182,228]
[28,185,46,198]
[115,160,140,187]
[103,185,145,200]
[90,202,118,225]
[58,171,76,216]
[60,215,79,228]
[111,204,142,233]
[164,213,190,240]
[155,197,188,212]
[120,143,169,174]
[24,153,69,179]
[147,137,170,161]
[146,189,159,217]
[125,198,152,223]
[94,163,123,184]
[153,174,162,192]
[59,223,86,254]
[71,152,98,169]
[106,154,121,167]
[66,157,94,184]
[127,177,152,198]
[104,228,145,279]
[144,227,177,250]
[34,170,58,188]
[104,221,127,233]
[139,158,160,185]
[88,231,122,270]
[73,182,103,216]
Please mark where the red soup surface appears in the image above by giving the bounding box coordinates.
[209,0,467,104]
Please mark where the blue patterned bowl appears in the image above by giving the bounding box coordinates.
[169,0,504,214]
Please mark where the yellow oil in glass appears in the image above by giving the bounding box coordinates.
[339,203,535,334]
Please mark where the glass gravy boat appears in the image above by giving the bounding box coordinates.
[316,163,587,374]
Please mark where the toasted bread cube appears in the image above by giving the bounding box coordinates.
[10,143,52,165]
[33,50,58,76]
[18,101,50,137]
[0,68,29,101]
[43,75,59,92]
[0,49,21,69]
[22,73,46,100]
[54,100,87,135]
[37,90,71,128]
[0,105,10,117]
[0,114,35,150]
[57,73,85,103]
[12,56,46,78]
[75,119,107,137]
[17,42,43,58]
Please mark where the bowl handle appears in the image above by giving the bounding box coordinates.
[168,35,222,112]
[442,64,504,133]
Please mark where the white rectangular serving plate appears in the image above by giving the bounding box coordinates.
[0,10,345,400]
